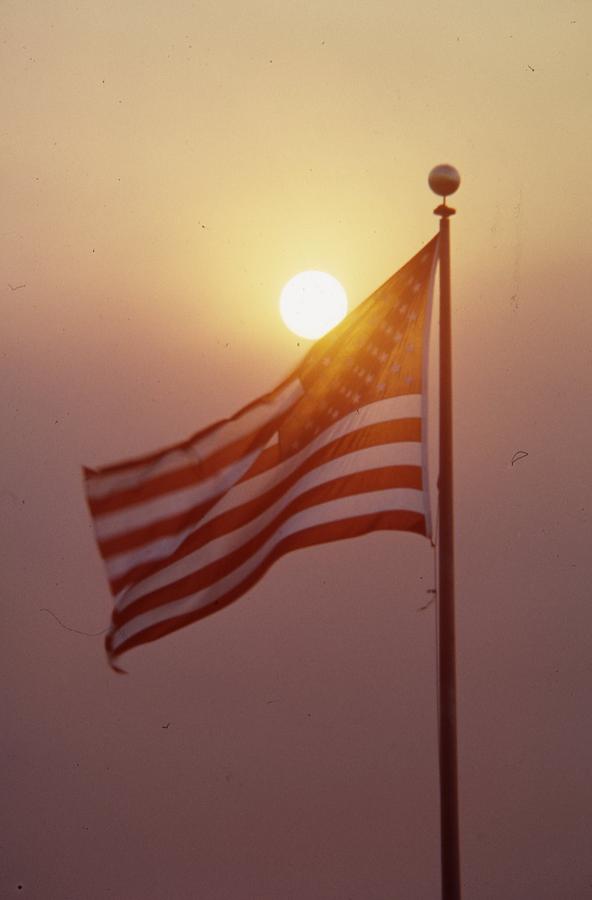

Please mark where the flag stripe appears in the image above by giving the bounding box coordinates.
[92,393,422,543]
[98,416,420,565]
[92,445,263,543]
[115,472,423,615]
[107,509,424,660]
[235,393,422,482]
[86,378,303,509]
[109,444,423,598]
[108,493,426,656]
[88,441,262,518]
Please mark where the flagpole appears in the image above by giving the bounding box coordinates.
[429,164,461,900]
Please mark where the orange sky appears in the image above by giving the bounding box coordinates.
[3,2,592,897]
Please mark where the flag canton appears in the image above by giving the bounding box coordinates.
[279,240,437,456]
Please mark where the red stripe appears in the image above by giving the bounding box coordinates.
[86,376,298,483]
[112,465,423,622]
[86,418,282,517]
[106,508,426,662]
[107,422,421,595]
[239,415,420,481]
[100,418,421,563]
[85,418,233,483]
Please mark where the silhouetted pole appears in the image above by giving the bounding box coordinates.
[429,164,461,900]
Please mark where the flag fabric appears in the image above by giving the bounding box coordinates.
[85,236,439,669]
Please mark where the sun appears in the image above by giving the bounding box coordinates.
[279,271,348,339]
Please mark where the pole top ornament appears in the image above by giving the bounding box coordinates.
[428,165,461,198]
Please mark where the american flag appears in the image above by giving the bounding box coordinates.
[85,236,439,669]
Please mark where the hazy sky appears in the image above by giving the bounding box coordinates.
[2,1,592,897]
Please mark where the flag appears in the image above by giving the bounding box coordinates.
[85,236,439,669]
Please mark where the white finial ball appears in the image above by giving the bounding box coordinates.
[428,164,461,197]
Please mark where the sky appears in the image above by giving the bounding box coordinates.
[2,1,592,897]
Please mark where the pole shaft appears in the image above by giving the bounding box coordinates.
[437,208,461,899]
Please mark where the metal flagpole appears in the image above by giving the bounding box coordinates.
[429,164,461,900]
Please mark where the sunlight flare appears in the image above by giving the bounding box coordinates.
[279,271,348,339]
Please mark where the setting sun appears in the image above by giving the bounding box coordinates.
[279,271,348,339]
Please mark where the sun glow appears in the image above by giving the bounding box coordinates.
[279,271,348,339]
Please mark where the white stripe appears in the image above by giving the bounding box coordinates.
[108,440,423,587]
[110,487,425,653]
[94,445,262,542]
[202,393,422,523]
[86,379,302,502]
[419,238,439,540]
[95,393,422,542]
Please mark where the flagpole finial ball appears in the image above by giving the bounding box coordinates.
[428,164,461,197]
